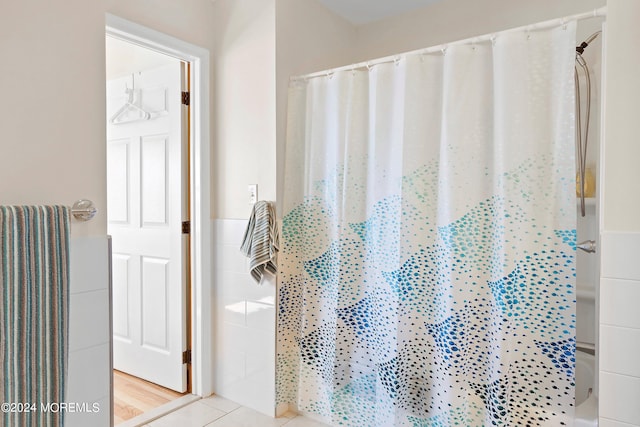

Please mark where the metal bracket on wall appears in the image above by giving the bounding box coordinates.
[577,240,596,253]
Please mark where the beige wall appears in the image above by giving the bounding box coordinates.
[210,0,277,220]
[353,0,607,62]
[0,0,216,236]
[275,0,356,212]
[602,0,640,232]
[0,0,108,236]
[208,0,355,220]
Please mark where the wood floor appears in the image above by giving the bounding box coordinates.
[113,370,186,425]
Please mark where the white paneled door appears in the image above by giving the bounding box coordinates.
[107,61,188,392]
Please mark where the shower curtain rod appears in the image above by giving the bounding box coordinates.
[291,6,607,82]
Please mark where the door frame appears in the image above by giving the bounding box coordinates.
[106,14,212,397]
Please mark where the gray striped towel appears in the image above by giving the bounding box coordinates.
[0,205,70,427]
[240,201,279,284]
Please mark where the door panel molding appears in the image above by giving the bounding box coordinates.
[106,139,131,224]
[141,135,168,226]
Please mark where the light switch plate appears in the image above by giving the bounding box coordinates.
[248,184,258,204]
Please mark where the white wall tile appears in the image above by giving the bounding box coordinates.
[67,237,111,427]
[246,327,275,374]
[216,244,248,272]
[217,266,274,301]
[599,372,640,425]
[245,274,277,301]
[215,323,249,386]
[246,301,275,331]
[223,323,251,353]
[217,269,240,296]
[231,272,256,297]
[600,325,640,377]
[600,232,640,427]
[216,347,246,388]
[601,232,640,280]
[601,278,640,329]
[69,289,110,352]
[222,293,247,327]
[67,344,111,404]
[70,237,110,293]
[213,219,249,246]
[64,396,110,427]
[212,219,276,417]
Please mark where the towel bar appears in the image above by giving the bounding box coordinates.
[71,199,97,221]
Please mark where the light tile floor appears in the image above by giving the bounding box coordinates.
[144,396,329,427]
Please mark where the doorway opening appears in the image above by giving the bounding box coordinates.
[106,14,212,426]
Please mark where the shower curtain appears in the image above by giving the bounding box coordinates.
[279,23,577,426]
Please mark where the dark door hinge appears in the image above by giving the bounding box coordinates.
[182,220,190,234]
[181,91,190,106]
[182,349,192,364]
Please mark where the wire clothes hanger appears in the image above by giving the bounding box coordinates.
[109,74,151,125]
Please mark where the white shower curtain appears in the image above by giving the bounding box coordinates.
[279,22,577,426]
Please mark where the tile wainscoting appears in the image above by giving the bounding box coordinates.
[600,232,640,426]
[67,236,112,427]
[212,219,276,417]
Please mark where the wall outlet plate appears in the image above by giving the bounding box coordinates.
[248,184,258,204]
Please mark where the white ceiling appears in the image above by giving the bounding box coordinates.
[316,0,445,25]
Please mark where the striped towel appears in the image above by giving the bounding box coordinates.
[0,206,70,427]
[240,201,279,284]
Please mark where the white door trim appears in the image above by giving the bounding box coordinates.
[106,13,212,397]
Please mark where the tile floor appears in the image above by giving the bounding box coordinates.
[143,396,329,427]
